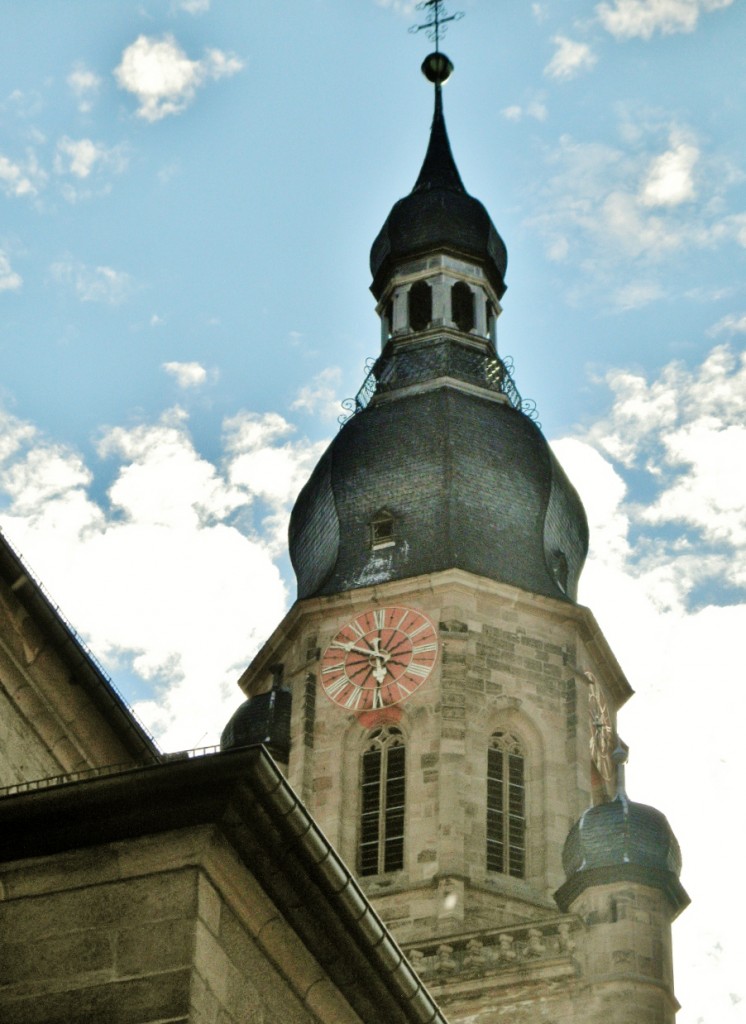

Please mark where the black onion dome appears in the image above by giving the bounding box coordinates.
[369,81,508,301]
[220,689,292,763]
[289,388,588,602]
[555,796,690,916]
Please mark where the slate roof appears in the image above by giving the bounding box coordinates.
[290,384,588,602]
[555,796,690,916]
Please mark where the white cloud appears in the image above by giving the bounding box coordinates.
[54,137,126,180]
[291,367,343,421]
[163,361,209,389]
[175,0,210,11]
[0,251,22,292]
[224,411,328,553]
[597,0,734,39]
[544,36,598,81]
[0,152,44,198]
[375,0,418,15]
[708,313,746,337]
[552,341,746,1024]
[612,279,665,309]
[529,117,746,298]
[67,64,101,112]
[502,100,547,122]
[581,343,746,560]
[114,34,243,122]
[640,131,699,207]
[531,3,549,22]
[51,259,134,304]
[0,404,326,750]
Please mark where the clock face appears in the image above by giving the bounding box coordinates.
[320,606,438,711]
[586,675,614,782]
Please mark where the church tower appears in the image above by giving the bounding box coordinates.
[228,25,688,1024]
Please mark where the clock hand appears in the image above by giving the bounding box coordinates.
[331,640,377,657]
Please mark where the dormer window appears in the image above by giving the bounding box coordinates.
[451,281,475,332]
[370,511,395,549]
[408,280,432,332]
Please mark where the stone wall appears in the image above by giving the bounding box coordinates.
[0,826,358,1024]
[241,570,628,947]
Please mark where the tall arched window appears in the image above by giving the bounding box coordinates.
[451,281,475,332]
[487,731,526,878]
[408,281,432,332]
[360,727,406,876]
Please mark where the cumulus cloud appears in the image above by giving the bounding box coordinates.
[0,404,327,749]
[51,259,134,304]
[502,99,548,123]
[162,361,209,389]
[114,34,243,122]
[552,341,746,1024]
[291,367,344,421]
[708,312,746,337]
[578,342,746,569]
[0,251,22,292]
[528,118,745,301]
[597,0,734,39]
[67,64,101,112]
[640,131,699,207]
[54,137,127,180]
[0,151,45,198]
[224,411,327,554]
[544,36,597,80]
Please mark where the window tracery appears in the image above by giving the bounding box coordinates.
[487,731,526,878]
[360,726,406,876]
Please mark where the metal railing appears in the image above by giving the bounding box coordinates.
[339,348,540,427]
[0,744,222,798]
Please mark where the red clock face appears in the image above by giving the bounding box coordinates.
[320,606,438,711]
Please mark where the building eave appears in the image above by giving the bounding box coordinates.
[0,746,448,1024]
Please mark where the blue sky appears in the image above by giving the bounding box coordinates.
[1,2,745,1021]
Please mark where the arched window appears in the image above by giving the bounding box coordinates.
[360,727,406,876]
[487,731,526,878]
[408,281,432,332]
[451,281,475,332]
[385,299,394,337]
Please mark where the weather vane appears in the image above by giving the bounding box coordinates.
[409,0,464,53]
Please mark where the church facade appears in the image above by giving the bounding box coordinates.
[0,37,687,1024]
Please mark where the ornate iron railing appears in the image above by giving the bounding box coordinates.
[339,347,540,427]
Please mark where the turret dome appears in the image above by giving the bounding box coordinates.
[555,795,689,916]
[370,55,507,302]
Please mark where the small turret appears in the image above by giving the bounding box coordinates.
[220,664,291,765]
[555,747,689,1024]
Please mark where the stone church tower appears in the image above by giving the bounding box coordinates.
[228,49,689,1024]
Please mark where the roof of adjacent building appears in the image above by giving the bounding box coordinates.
[0,746,448,1024]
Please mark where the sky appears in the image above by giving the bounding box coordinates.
[0,0,744,1020]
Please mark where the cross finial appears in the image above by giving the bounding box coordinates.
[409,0,464,53]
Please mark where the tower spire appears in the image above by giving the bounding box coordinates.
[412,56,464,194]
